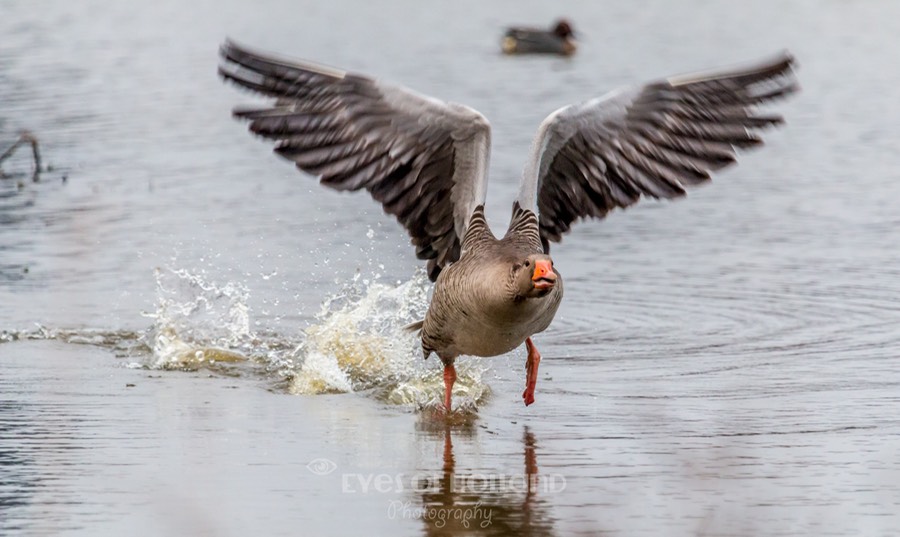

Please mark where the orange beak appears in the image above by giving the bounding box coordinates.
[532,259,557,290]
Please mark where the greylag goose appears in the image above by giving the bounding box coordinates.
[502,19,577,56]
[218,40,798,411]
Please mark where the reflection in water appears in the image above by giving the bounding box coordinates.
[0,130,67,285]
[0,401,37,535]
[0,175,33,281]
[0,395,102,535]
[414,423,560,536]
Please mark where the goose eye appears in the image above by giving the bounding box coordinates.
[524,260,531,268]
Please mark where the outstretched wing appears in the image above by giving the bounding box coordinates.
[516,52,798,250]
[219,40,491,280]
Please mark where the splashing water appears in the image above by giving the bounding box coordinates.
[142,266,491,409]
[289,270,491,410]
[141,267,268,371]
[2,267,492,412]
[0,325,149,356]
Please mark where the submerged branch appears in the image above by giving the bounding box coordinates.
[0,131,42,181]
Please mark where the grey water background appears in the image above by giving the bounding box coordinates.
[2,0,900,535]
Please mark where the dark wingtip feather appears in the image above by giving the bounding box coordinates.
[669,50,798,90]
[536,52,798,249]
[426,259,441,282]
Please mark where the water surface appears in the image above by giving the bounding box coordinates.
[2,1,900,535]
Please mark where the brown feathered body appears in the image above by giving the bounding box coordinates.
[421,205,563,364]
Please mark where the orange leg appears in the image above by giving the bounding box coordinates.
[443,364,457,411]
[522,337,542,406]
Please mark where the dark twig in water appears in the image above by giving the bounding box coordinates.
[0,131,42,182]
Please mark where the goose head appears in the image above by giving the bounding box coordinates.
[512,254,558,299]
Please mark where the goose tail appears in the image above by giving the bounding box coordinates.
[403,319,425,333]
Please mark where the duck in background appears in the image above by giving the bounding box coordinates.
[501,18,577,56]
